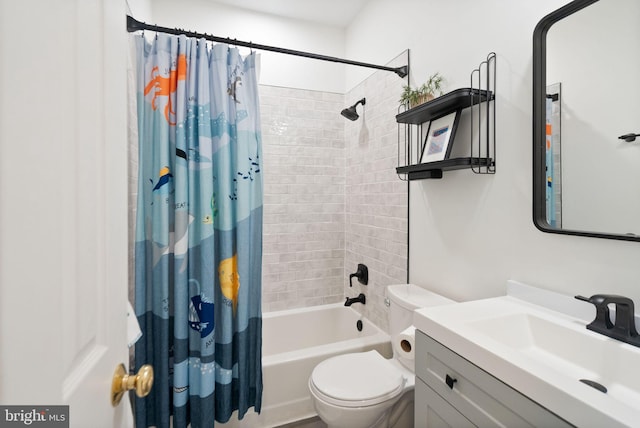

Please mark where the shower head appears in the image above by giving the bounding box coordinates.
[619,133,640,143]
[341,107,359,121]
[341,98,366,121]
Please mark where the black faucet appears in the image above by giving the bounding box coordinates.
[349,264,368,287]
[345,293,366,306]
[575,294,640,347]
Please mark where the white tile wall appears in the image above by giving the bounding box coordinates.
[343,53,409,332]
[260,52,409,330]
[260,85,347,312]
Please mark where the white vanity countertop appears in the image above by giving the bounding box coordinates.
[413,280,640,428]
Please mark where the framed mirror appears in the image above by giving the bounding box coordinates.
[533,0,640,242]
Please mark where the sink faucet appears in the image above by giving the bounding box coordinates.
[575,294,640,347]
[345,293,366,307]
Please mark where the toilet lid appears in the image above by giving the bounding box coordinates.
[310,350,405,407]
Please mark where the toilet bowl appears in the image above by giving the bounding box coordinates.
[309,284,455,428]
[309,350,413,428]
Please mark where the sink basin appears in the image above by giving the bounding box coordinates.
[414,294,640,428]
[467,311,640,408]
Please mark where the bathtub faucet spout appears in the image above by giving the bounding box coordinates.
[344,293,366,306]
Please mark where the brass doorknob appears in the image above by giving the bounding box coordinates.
[111,363,154,406]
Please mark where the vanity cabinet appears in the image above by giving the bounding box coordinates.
[415,330,574,427]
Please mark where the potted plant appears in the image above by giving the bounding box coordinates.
[399,72,445,108]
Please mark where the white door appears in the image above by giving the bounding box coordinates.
[0,1,133,427]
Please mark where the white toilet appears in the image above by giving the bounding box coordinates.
[308,284,455,428]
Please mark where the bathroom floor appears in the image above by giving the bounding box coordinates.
[279,416,326,428]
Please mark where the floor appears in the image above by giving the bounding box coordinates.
[279,416,326,428]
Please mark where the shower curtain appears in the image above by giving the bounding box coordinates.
[133,33,263,428]
[545,96,556,227]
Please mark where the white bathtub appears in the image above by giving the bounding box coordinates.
[221,303,392,427]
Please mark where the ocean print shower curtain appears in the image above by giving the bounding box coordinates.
[133,33,263,428]
[546,96,556,227]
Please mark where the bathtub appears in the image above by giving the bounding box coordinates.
[221,303,392,427]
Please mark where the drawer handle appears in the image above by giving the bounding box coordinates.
[445,374,457,389]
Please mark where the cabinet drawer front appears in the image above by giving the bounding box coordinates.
[415,331,573,428]
[415,378,475,428]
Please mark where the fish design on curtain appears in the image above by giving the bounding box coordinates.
[134,33,263,428]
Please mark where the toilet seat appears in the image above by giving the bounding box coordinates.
[309,350,406,408]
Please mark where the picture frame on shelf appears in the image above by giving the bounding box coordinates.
[419,111,461,163]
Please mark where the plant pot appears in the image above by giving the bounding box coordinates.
[410,93,434,109]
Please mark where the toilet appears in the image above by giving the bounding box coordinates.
[308,284,455,428]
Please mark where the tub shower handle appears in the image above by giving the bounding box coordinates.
[349,264,369,287]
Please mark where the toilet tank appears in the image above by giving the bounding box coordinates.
[386,284,455,340]
[386,284,455,371]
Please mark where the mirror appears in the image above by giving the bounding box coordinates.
[533,0,640,242]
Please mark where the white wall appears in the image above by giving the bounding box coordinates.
[346,0,640,304]
[149,0,346,92]
[127,0,153,21]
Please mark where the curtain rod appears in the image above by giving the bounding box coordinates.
[126,15,409,78]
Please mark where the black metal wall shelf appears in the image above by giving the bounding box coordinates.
[396,53,496,181]
[396,88,493,125]
[396,157,494,180]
